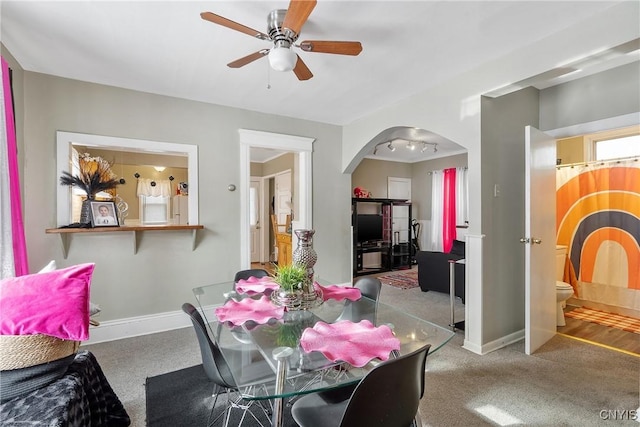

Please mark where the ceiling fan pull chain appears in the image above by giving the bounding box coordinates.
[266,61,271,89]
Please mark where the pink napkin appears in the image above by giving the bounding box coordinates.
[214,295,284,326]
[300,320,400,367]
[314,282,362,302]
[235,276,280,295]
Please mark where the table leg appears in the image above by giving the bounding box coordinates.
[449,260,456,331]
[271,347,294,427]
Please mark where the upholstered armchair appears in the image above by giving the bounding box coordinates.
[416,240,465,302]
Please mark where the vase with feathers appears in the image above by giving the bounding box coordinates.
[59,153,119,224]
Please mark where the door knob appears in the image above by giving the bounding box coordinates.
[519,238,530,244]
[532,238,542,244]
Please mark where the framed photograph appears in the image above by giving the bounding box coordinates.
[89,201,120,227]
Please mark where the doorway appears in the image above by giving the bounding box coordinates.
[538,118,640,356]
[552,125,640,355]
[239,129,315,269]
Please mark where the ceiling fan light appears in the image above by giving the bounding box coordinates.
[268,46,297,72]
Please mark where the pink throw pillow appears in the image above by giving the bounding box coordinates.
[0,263,95,341]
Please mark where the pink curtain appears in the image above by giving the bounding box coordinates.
[442,168,457,253]
[2,57,29,276]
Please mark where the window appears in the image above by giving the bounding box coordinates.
[595,134,640,161]
[139,195,170,224]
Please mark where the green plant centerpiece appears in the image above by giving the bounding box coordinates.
[270,263,307,310]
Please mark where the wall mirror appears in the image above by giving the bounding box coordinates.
[56,131,199,227]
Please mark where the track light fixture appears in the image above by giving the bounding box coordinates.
[373,139,438,156]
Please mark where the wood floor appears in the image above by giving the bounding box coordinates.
[250,262,276,276]
[558,306,640,355]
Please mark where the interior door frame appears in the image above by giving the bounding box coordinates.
[239,129,315,269]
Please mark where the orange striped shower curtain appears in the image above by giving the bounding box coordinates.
[556,160,640,311]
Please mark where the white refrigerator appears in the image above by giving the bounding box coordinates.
[172,195,188,224]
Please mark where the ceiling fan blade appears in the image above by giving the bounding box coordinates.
[293,55,313,81]
[227,50,269,68]
[299,40,363,56]
[201,12,270,41]
[282,0,317,35]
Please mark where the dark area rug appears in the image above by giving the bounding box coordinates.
[145,364,298,426]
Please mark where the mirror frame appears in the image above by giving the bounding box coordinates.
[56,131,198,227]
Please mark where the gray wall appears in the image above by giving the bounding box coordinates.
[410,154,468,222]
[351,154,468,222]
[540,62,640,131]
[351,159,411,199]
[15,70,350,322]
[481,87,540,343]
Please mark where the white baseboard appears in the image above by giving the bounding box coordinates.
[462,340,483,355]
[464,329,524,355]
[83,309,193,346]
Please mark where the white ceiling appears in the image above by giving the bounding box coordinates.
[2,1,638,163]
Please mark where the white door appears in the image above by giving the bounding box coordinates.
[275,171,292,225]
[388,177,411,200]
[388,177,411,243]
[524,126,557,355]
[249,178,261,263]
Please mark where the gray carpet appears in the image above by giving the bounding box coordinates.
[85,285,639,426]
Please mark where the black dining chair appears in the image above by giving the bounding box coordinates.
[182,303,272,427]
[335,277,382,324]
[232,268,271,293]
[291,344,431,427]
[307,277,384,405]
[234,268,270,282]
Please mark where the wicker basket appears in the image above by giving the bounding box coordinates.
[0,334,79,370]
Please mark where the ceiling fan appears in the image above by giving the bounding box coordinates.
[201,0,362,81]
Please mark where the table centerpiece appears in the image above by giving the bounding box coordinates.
[270,263,306,310]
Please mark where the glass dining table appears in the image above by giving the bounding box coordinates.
[192,280,455,427]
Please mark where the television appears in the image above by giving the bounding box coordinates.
[357,214,383,243]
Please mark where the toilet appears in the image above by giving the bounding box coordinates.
[555,245,574,326]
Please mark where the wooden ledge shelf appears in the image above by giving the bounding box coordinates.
[46,225,204,259]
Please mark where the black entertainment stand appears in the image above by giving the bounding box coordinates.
[352,198,413,276]
[354,241,391,275]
